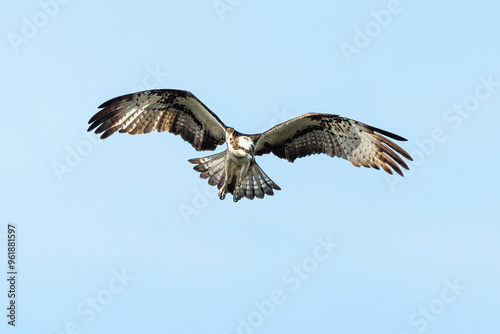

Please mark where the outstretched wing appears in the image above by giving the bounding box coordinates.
[254,113,413,176]
[88,89,227,151]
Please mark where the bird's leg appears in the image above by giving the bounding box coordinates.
[218,160,230,200]
[233,181,242,202]
[233,162,249,202]
[218,176,227,200]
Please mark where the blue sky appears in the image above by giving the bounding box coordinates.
[1,0,499,333]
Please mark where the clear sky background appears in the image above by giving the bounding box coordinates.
[1,1,499,333]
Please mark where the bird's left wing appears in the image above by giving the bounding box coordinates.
[88,89,227,151]
[254,113,413,176]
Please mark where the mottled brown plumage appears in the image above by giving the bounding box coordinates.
[88,89,226,151]
[88,89,413,201]
[253,113,412,176]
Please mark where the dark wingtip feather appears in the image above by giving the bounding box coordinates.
[98,94,130,109]
[88,94,133,136]
[366,124,408,141]
[87,122,99,132]
[392,165,404,177]
[97,101,109,109]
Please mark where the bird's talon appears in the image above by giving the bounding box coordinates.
[218,188,226,200]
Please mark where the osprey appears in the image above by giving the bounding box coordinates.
[88,89,413,202]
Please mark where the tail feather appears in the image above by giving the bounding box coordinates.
[208,163,225,186]
[247,167,264,199]
[200,157,224,180]
[189,151,280,201]
[188,151,226,188]
[244,169,256,200]
[237,163,281,200]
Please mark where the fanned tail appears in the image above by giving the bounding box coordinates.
[189,152,280,202]
[234,163,281,202]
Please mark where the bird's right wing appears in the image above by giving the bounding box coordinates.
[88,89,227,151]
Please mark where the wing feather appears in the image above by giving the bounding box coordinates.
[88,89,227,151]
[254,113,413,176]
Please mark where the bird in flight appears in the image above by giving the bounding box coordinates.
[88,89,413,202]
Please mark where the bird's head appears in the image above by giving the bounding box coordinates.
[238,136,255,162]
[226,127,235,138]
